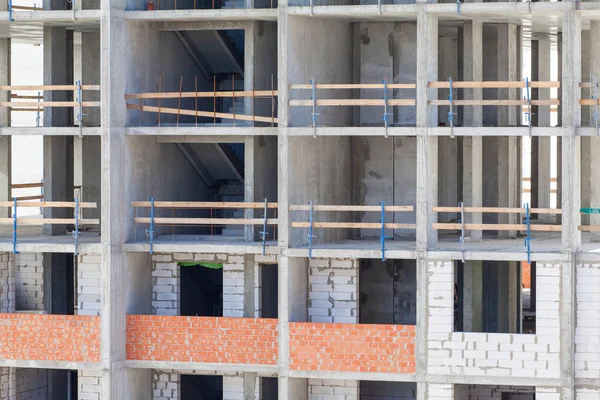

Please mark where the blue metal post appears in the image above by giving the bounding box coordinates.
[76,80,86,137]
[380,201,387,261]
[73,197,79,256]
[310,79,318,131]
[259,198,269,256]
[36,91,41,127]
[12,197,17,254]
[308,200,314,259]
[382,79,389,134]
[459,201,465,262]
[448,78,454,138]
[145,197,155,255]
[525,77,532,136]
[456,0,461,13]
[524,202,531,264]
[8,0,14,22]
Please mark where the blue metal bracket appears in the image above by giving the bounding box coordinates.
[36,91,41,127]
[448,78,455,138]
[8,0,14,21]
[592,77,599,136]
[379,201,391,261]
[524,202,532,264]
[259,198,269,256]
[310,79,320,137]
[145,197,155,255]
[76,80,87,138]
[307,200,316,258]
[456,0,461,14]
[458,201,465,262]
[73,197,80,256]
[12,197,17,254]
[382,79,392,138]
[524,77,533,137]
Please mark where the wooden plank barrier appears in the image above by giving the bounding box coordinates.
[288,83,416,108]
[289,204,416,230]
[0,201,98,226]
[4,85,100,112]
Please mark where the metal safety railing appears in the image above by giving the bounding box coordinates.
[132,200,278,255]
[289,202,415,260]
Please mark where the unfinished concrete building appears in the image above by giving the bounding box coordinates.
[0,0,599,399]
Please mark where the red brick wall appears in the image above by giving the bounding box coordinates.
[0,314,100,362]
[289,322,416,373]
[522,261,531,289]
[126,315,278,364]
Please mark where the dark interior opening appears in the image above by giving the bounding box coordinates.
[359,259,417,325]
[181,375,223,399]
[262,377,278,399]
[261,264,278,318]
[359,381,416,400]
[180,263,223,317]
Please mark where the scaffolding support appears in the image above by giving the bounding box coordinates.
[145,197,155,255]
[593,77,599,136]
[76,80,86,137]
[12,197,17,254]
[259,198,269,256]
[73,197,79,256]
[448,77,455,138]
[8,0,13,22]
[459,201,465,262]
[310,79,318,137]
[525,77,532,136]
[379,201,389,261]
[382,79,390,138]
[456,0,461,13]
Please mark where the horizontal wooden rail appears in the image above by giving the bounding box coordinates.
[1,101,100,108]
[433,223,561,232]
[132,201,277,209]
[433,206,561,215]
[11,94,43,100]
[0,218,99,226]
[290,205,413,212]
[125,90,278,100]
[10,5,39,10]
[430,99,559,106]
[428,81,560,89]
[0,85,100,91]
[292,222,415,229]
[0,201,96,208]
[135,217,277,226]
[126,103,278,124]
[11,108,43,112]
[522,177,558,182]
[14,195,43,201]
[11,182,43,189]
[289,99,415,107]
[579,99,600,106]
[289,83,416,90]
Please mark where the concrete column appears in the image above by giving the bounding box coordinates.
[416,10,438,250]
[462,260,482,332]
[508,261,519,333]
[590,21,600,240]
[81,32,101,127]
[461,21,483,241]
[82,137,101,228]
[43,136,74,235]
[0,39,10,219]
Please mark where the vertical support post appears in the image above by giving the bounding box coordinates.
[379,201,386,261]
[36,91,41,127]
[76,80,85,137]
[8,0,13,22]
[448,77,454,138]
[593,77,599,136]
[73,196,79,256]
[310,79,318,136]
[307,200,314,258]
[72,0,76,20]
[176,76,182,127]
[145,197,155,255]
[459,201,465,261]
[525,77,532,136]
[382,79,389,138]
[260,198,269,256]
[12,197,17,254]
[195,76,198,127]
[456,0,461,14]
[524,202,531,264]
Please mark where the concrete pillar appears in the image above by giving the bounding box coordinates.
[0,39,10,219]
[81,32,101,127]
[590,21,600,240]
[43,136,74,235]
[82,137,101,228]
[461,21,483,241]
[530,262,536,312]
[508,261,520,333]
[416,10,438,250]
[462,260,482,332]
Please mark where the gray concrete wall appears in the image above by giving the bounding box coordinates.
[252,136,278,239]
[288,257,308,322]
[287,17,353,127]
[124,137,214,241]
[252,22,278,124]
[288,137,352,246]
[125,253,153,314]
[352,137,416,239]
[393,22,417,126]
[15,368,47,400]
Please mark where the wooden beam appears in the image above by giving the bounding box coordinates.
[289,83,416,90]
[289,99,416,107]
[125,90,277,100]
[578,226,600,231]
[0,218,99,225]
[0,101,101,108]
[14,195,44,201]
[132,201,278,209]
[292,222,416,229]
[430,99,559,106]
[135,217,278,225]
[433,206,561,214]
[433,223,561,232]
[126,103,278,124]
[11,182,43,189]
[289,205,413,212]
[0,85,100,91]
[0,201,96,208]
[428,81,560,89]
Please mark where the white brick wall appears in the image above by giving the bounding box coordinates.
[576,388,600,400]
[77,254,102,316]
[153,371,179,400]
[223,375,244,400]
[575,263,600,378]
[152,255,180,316]
[0,367,16,400]
[78,370,102,400]
[223,256,245,318]
[309,379,358,400]
[15,368,46,400]
[360,381,416,400]
[14,253,43,311]
[428,383,453,400]
[427,261,561,378]
[0,253,15,313]
[536,387,560,400]
[308,258,359,323]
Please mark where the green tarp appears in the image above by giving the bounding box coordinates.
[178,262,223,269]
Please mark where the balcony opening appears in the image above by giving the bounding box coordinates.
[260,264,278,318]
[9,368,78,400]
[262,377,278,399]
[359,259,416,325]
[180,262,223,317]
[360,381,416,400]
[181,375,223,399]
[456,384,535,400]
[454,261,533,334]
